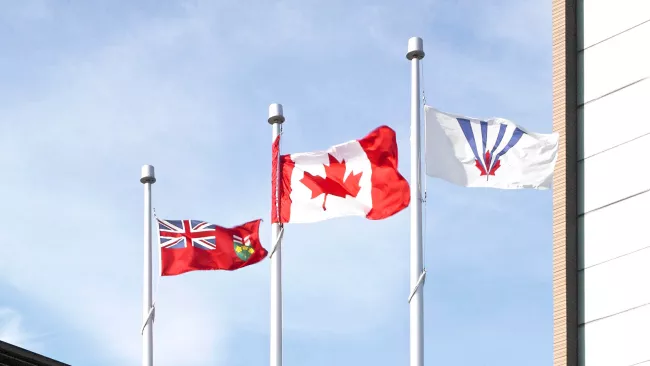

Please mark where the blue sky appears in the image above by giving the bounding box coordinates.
[0,0,553,365]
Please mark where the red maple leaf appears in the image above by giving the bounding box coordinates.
[475,150,501,176]
[484,150,492,170]
[300,154,363,211]
[474,159,488,176]
[488,159,501,175]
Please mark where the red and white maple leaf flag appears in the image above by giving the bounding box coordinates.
[272,125,410,224]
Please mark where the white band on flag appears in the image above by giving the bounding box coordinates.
[270,225,284,258]
[408,269,427,303]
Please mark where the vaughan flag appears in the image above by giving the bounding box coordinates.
[424,106,559,189]
[272,125,410,223]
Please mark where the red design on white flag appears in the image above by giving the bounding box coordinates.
[272,125,410,224]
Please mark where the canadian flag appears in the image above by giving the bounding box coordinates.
[272,125,410,224]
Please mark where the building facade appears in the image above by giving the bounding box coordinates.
[552,0,650,365]
[0,340,69,366]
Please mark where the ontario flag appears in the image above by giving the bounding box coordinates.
[424,106,559,189]
[272,125,410,224]
[157,218,267,276]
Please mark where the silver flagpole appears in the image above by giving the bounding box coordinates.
[269,103,285,366]
[141,165,156,366]
[407,37,425,366]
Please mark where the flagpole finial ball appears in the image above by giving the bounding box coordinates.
[268,103,285,124]
[406,37,424,60]
[140,165,156,184]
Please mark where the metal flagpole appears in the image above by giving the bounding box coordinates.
[268,103,285,366]
[407,37,425,366]
[141,165,156,366]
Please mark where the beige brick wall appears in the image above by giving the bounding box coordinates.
[552,0,578,365]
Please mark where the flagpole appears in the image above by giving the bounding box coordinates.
[407,37,425,366]
[269,103,285,366]
[141,165,156,366]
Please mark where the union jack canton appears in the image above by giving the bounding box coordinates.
[158,219,218,250]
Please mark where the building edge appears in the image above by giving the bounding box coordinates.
[552,0,579,365]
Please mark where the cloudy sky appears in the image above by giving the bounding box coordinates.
[0,0,553,365]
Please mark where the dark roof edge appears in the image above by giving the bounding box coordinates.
[0,340,70,366]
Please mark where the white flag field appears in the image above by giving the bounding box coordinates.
[424,105,559,190]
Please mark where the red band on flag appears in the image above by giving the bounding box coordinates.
[358,125,410,220]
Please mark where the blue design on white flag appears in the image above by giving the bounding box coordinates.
[457,118,525,176]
